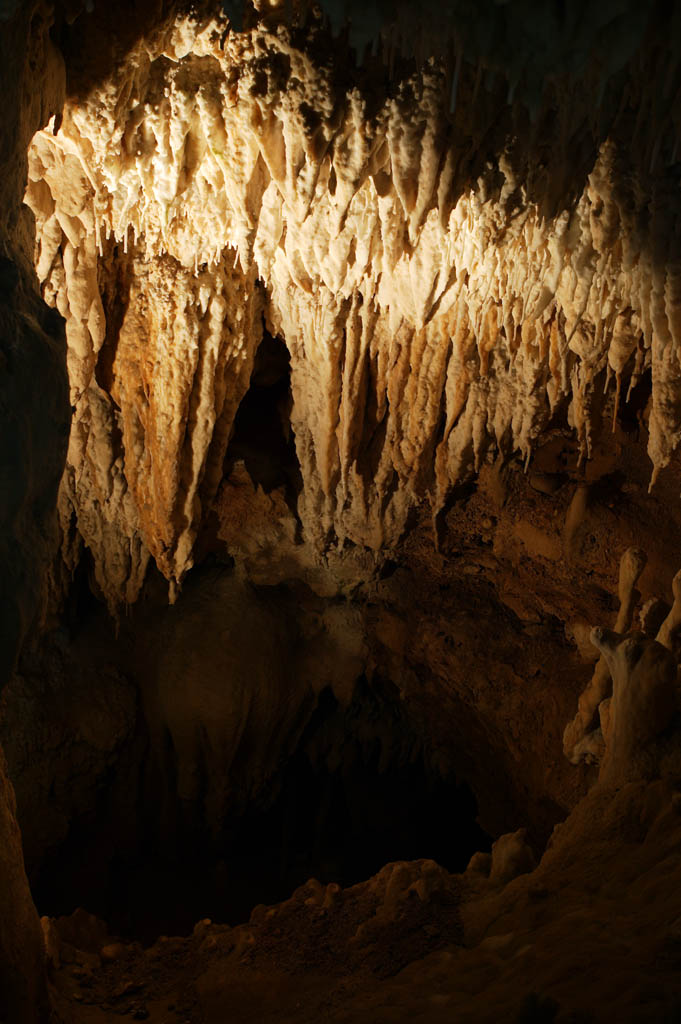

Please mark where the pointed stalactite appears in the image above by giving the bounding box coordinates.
[23,8,681,604]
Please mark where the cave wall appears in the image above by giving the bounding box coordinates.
[7,428,681,938]
[0,2,68,1020]
[0,255,69,1022]
[3,3,681,1019]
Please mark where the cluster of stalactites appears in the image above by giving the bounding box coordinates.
[24,10,681,606]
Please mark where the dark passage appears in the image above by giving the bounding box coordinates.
[29,676,490,945]
[208,680,491,927]
[224,329,301,504]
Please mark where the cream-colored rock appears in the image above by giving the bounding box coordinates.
[639,598,669,639]
[23,11,681,607]
[563,547,647,764]
[655,569,681,653]
[591,628,678,786]
[565,551,681,781]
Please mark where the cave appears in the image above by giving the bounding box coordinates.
[4,2,681,1023]
[223,330,299,496]
[10,642,490,944]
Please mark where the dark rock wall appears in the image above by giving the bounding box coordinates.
[0,2,67,1020]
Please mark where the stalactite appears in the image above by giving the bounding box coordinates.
[23,9,681,605]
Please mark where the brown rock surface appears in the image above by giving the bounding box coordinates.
[5,4,681,1024]
[0,2,68,1021]
[0,750,50,1024]
[44,775,681,1023]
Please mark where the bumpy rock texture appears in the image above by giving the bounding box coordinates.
[41,776,681,1024]
[6,3,681,1024]
[24,0,681,608]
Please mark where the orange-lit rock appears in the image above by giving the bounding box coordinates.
[22,3,681,608]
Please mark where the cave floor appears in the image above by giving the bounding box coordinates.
[48,777,681,1024]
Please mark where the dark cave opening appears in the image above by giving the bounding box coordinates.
[224,329,301,505]
[10,323,491,949]
[28,674,490,945]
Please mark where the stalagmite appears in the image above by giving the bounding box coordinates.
[564,545,681,785]
[655,569,681,653]
[591,627,677,786]
[563,547,647,764]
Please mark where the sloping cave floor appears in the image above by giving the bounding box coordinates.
[44,775,681,1024]
[6,395,681,1021]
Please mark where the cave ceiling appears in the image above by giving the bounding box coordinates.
[20,0,681,609]
[6,3,681,1021]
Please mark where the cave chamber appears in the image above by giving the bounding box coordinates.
[3,2,681,1022]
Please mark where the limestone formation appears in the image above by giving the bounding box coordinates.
[591,627,678,785]
[488,828,536,887]
[465,828,536,888]
[22,4,681,608]
[350,858,458,949]
[563,547,647,764]
[565,550,681,784]
[6,4,681,1023]
[638,598,669,639]
[655,568,681,654]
